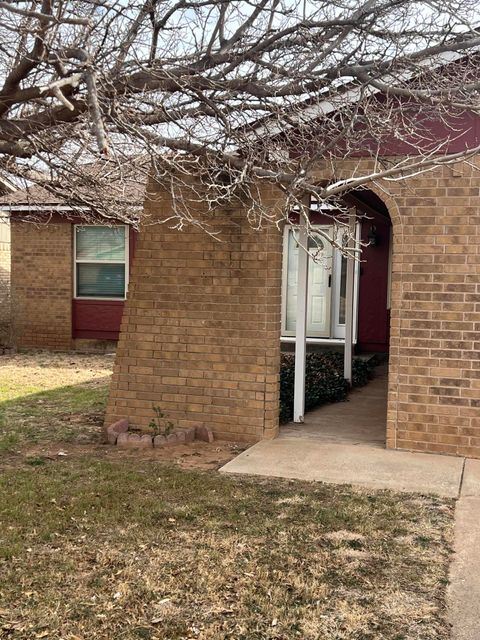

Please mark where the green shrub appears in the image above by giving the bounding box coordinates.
[279,352,375,424]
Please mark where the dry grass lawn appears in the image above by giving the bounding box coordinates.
[0,351,113,450]
[0,351,455,640]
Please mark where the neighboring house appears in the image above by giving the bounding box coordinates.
[0,186,138,350]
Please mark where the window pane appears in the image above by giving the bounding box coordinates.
[338,255,347,325]
[76,226,125,261]
[285,230,299,332]
[77,263,125,298]
[307,233,325,252]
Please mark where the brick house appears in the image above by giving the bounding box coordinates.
[3,113,480,459]
[0,186,138,350]
[100,50,480,459]
[100,157,480,459]
[3,182,392,355]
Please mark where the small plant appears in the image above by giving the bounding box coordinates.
[148,405,174,437]
[25,456,47,467]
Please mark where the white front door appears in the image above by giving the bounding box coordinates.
[284,227,333,337]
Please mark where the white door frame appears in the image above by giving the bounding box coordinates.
[281,224,333,338]
[281,223,360,342]
[331,223,360,340]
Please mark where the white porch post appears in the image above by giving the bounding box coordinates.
[293,222,309,422]
[344,210,356,383]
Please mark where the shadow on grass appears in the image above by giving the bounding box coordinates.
[0,381,109,452]
[0,458,454,639]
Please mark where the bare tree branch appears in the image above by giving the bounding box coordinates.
[0,0,477,244]
[0,1,91,25]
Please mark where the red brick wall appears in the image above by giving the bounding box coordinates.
[10,220,72,350]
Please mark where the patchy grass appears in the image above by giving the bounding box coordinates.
[0,352,112,450]
[0,351,245,469]
[0,351,455,639]
[0,458,453,640]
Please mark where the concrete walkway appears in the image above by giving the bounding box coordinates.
[447,459,480,640]
[281,365,388,447]
[221,444,480,639]
[221,437,465,497]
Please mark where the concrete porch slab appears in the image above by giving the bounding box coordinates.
[220,438,465,498]
[280,364,388,447]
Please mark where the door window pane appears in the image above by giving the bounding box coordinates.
[307,233,325,253]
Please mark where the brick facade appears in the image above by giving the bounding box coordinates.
[383,161,480,458]
[10,220,72,350]
[106,160,480,457]
[105,179,283,442]
[0,219,10,337]
[310,158,480,458]
[6,157,479,457]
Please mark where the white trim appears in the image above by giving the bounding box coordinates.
[244,48,474,141]
[1,205,86,212]
[76,258,125,264]
[281,336,357,345]
[73,224,129,301]
[293,220,308,423]
[0,204,143,212]
[281,223,360,341]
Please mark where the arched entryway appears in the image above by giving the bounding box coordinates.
[281,188,393,447]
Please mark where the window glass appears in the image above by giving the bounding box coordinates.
[75,226,127,298]
[338,255,347,325]
[77,264,125,298]
[76,226,125,261]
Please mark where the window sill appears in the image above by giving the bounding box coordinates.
[74,297,126,302]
